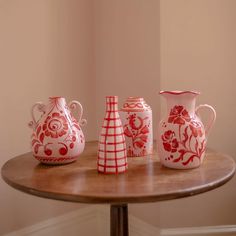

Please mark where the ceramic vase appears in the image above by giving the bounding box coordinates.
[28,96,87,164]
[120,97,153,157]
[97,96,128,174]
[157,91,216,169]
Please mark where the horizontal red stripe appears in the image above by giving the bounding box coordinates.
[97,163,128,168]
[97,156,127,160]
[106,102,118,104]
[102,125,123,129]
[99,133,124,137]
[98,169,127,174]
[103,118,120,121]
[99,140,125,145]
[34,156,77,162]
[98,149,126,153]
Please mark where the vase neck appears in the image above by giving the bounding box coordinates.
[160,92,198,115]
[167,97,196,114]
[106,96,118,112]
[49,97,66,109]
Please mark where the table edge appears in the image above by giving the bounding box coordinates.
[1,158,235,204]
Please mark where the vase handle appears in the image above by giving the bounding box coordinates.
[28,102,46,129]
[195,104,216,137]
[68,100,87,126]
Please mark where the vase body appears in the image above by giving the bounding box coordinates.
[120,97,153,157]
[98,96,128,174]
[157,91,216,169]
[29,97,86,164]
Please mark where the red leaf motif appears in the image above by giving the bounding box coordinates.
[140,126,149,134]
[183,154,198,166]
[182,126,189,147]
[39,133,44,143]
[173,149,186,162]
[139,134,148,143]
[31,139,39,146]
[195,139,199,154]
[134,141,145,148]
[124,127,133,137]
[34,144,41,154]
[73,123,81,130]
[36,126,41,136]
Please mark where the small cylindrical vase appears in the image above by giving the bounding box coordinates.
[120,97,153,157]
[97,96,128,174]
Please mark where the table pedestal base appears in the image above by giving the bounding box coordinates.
[110,204,129,236]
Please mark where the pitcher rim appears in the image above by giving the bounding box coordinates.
[159,90,200,95]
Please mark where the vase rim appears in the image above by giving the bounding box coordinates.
[49,96,65,99]
[106,95,118,98]
[127,96,144,100]
[159,90,200,95]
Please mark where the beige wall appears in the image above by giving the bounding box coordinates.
[0,0,94,235]
[158,0,236,228]
[1,0,236,234]
[94,0,160,136]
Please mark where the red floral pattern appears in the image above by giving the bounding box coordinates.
[168,106,191,125]
[43,112,68,138]
[162,130,179,153]
[30,98,85,160]
[124,113,150,154]
[161,105,205,167]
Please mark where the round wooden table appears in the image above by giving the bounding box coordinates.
[1,141,235,236]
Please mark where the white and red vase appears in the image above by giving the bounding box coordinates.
[157,91,216,169]
[120,97,153,157]
[97,96,128,174]
[28,97,87,164]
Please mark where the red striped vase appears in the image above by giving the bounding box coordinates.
[97,96,128,174]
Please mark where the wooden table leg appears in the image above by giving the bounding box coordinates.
[110,204,129,236]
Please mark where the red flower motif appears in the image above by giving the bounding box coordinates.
[129,114,143,130]
[162,130,179,153]
[43,112,68,138]
[168,106,190,125]
[190,121,203,137]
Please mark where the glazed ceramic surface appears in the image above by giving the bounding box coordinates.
[29,97,86,164]
[157,91,216,169]
[120,97,153,157]
[98,96,128,174]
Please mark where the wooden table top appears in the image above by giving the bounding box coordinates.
[1,141,235,204]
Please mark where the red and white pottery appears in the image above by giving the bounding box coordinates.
[98,96,128,174]
[157,91,216,169]
[120,97,153,157]
[28,97,87,164]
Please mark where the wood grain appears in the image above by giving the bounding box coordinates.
[1,141,235,204]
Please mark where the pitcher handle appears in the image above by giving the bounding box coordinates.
[195,104,216,137]
[28,102,46,129]
[68,100,87,126]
